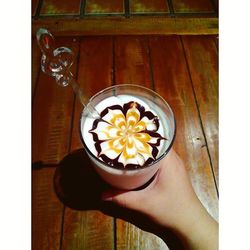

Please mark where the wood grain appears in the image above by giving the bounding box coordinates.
[116,222,167,250]
[32,35,219,249]
[32,37,41,97]
[32,37,79,250]
[85,0,124,14]
[40,0,81,15]
[114,36,168,250]
[32,168,63,250]
[61,37,114,250]
[70,37,114,150]
[32,17,218,36]
[149,36,218,220]
[32,37,79,164]
[213,34,218,50]
[130,0,169,13]
[32,0,39,16]
[114,36,151,86]
[181,35,218,186]
[172,0,214,13]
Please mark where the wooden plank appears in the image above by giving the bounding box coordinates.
[32,17,218,36]
[70,37,114,150]
[117,222,168,250]
[40,0,81,15]
[115,36,151,86]
[213,34,218,50]
[149,36,218,221]
[32,37,79,164]
[172,0,214,13]
[114,36,168,250]
[212,0,218,12]
[32,0,39,16]
[32,168,63,250]
[32,37,41,96]
[32,37,79,250]
[181,35,218,186]
[61,37,114,250]
[85,0,124,14]
[130,0,169,13]
[62,210,114,250]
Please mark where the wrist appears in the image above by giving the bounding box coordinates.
[171,199,218,250]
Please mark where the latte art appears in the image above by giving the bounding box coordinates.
[89,101,166,168]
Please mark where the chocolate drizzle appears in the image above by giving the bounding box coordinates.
[89,101,167,169]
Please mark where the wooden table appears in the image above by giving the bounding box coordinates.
[32,34,218,249]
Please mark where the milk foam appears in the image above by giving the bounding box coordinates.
[81,95,170,168]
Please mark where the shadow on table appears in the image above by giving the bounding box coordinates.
[53,148,110,210]
[53,149,185,249]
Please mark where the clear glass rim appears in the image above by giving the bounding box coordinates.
[79,84,176,172]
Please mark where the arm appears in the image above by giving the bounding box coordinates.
[102,150,218,250]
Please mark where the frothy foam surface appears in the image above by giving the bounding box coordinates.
[81,95,169,169]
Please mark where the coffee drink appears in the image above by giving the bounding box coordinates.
[88,96,167,169]
[80,86,175,189]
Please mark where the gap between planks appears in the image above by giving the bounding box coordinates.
[179,36,219,197]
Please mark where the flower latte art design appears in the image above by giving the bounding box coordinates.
[89,101,166,169]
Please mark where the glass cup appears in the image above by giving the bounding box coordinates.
[80,84,176,190]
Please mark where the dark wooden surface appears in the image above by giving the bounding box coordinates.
[130,0,170,13]
[32,37,77,250]
[182,36,218,187]
[62,37,114,250]
[172,0,214,13]
[33,0,217,16]
[40,0,81,15]
[32,0,218,37]
[32,17,218,36]
[32,35,218,249]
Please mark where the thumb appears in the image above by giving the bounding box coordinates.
[101,189,143,211]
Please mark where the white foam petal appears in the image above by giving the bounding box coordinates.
[102,109,126,128]
[92,121,120,140]
[148,137,158,144]
[133,137,153,156]
[140,117,157,131]
[100,138,124,159]
[118,153,138,166]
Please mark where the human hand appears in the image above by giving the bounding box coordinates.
[101,149,218,249]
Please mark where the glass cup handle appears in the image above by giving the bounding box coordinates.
[36,28,100,118]
[36,28,74,87]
